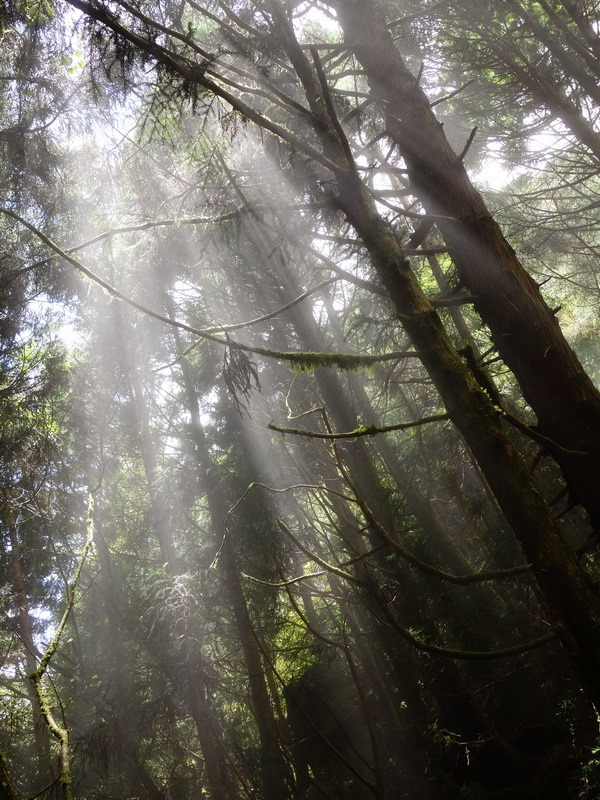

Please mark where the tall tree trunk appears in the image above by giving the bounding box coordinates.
[330,0,600,526]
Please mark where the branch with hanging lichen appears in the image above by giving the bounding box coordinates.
[268,412,449,439]
[0,208,417,372]
[28,491,96,800]
[270,399,592,451]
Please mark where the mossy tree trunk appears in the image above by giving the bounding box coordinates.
[5,501,54,794]
[331,0,600,527]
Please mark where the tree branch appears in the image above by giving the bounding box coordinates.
[66,0,340,173]
[0,207,417,371]
[268,412,449,439]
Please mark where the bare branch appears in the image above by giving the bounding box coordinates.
[268,412,448,439]
[1,207,415,371]
[456,126,478,163]
[388,1,453,29]
[430,79,475,108]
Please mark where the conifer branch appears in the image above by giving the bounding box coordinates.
[66,0,340,173]
[385,615,556,660]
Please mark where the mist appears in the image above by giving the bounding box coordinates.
[1,2,600,799]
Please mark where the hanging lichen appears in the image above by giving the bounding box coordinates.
[223,341,261,413]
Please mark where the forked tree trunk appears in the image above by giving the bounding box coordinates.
[265,0,600,704]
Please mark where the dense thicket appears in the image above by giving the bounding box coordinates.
[1,1,600,798]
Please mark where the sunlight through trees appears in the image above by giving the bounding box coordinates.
[1,1,600,798]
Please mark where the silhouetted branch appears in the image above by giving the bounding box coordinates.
[268,412,449,439]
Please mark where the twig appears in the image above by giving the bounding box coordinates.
[431,79,475,108]
[388,0,452,29]
[500,409,590,457]
[456,126,478,163]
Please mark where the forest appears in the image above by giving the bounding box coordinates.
[1,0,600,798]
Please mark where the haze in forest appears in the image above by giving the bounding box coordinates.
[1,2,600,799]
